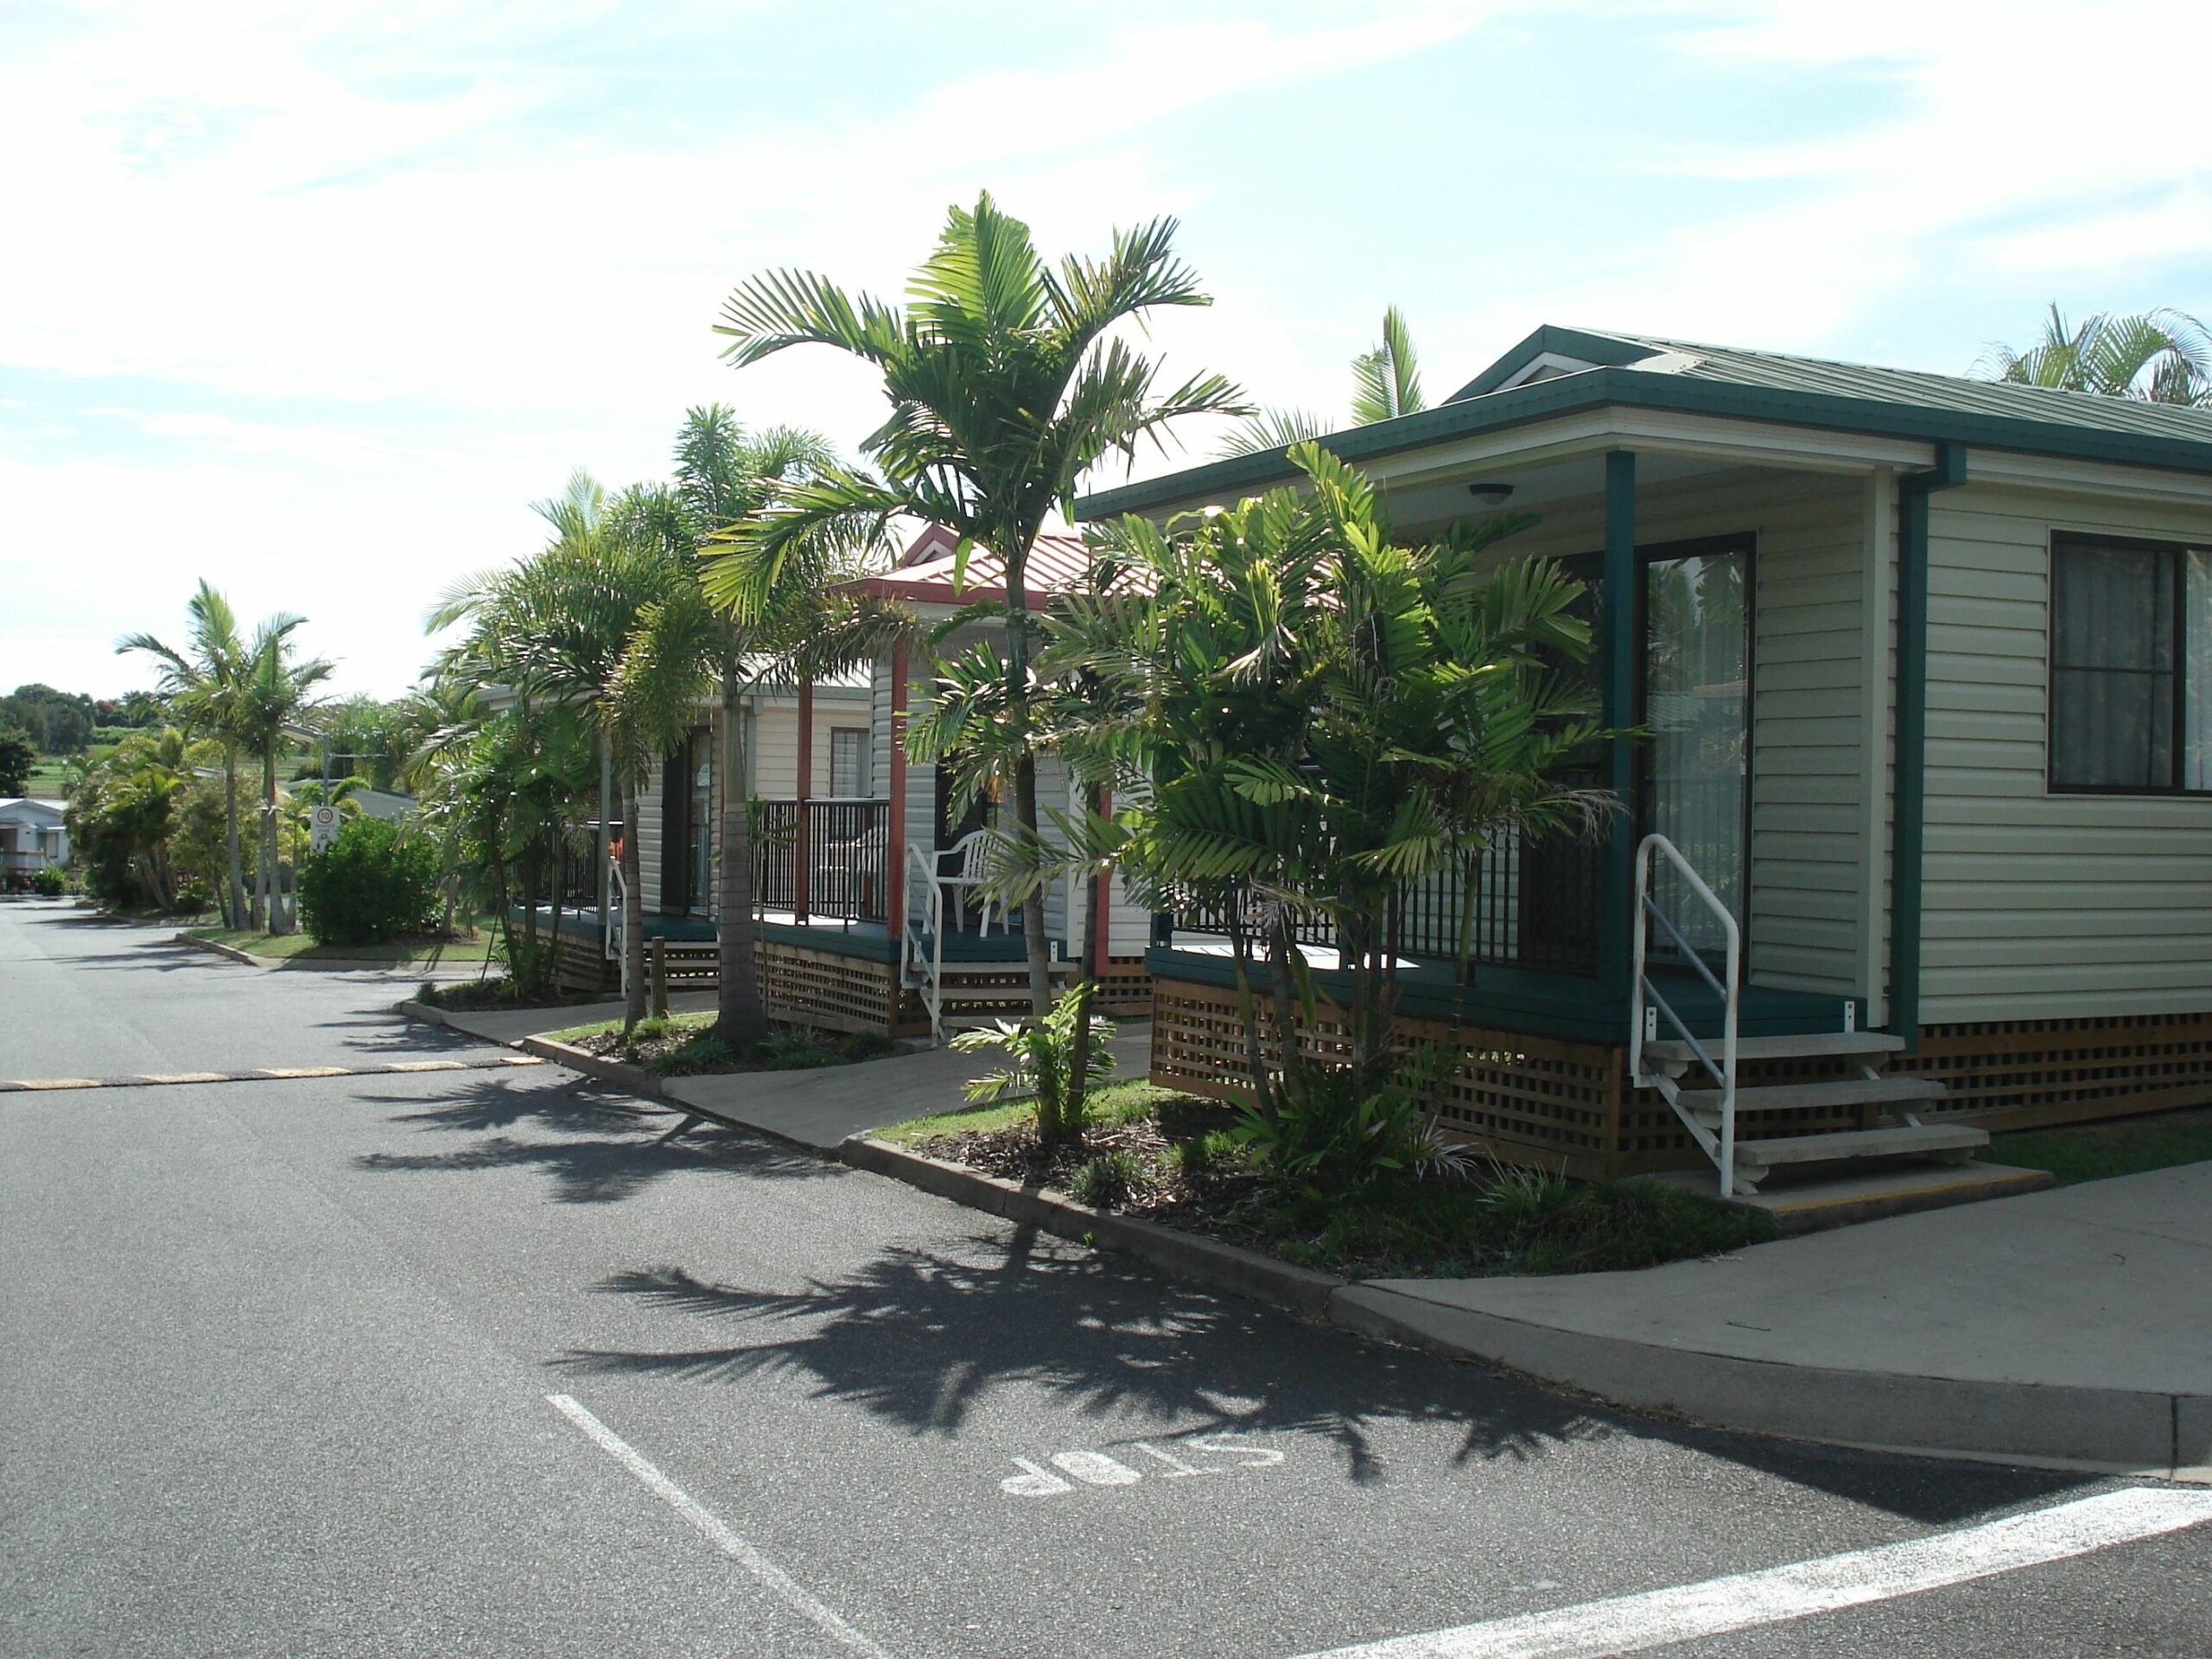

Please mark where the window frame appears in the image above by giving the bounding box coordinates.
[2046,531,2211,798]
[827,725,868,798]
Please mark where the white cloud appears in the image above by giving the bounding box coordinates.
[6,0,2209,700]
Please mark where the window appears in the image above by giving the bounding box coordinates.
[2050,534,2212,792]
[829,727,868,797]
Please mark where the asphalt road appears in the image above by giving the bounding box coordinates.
[3,897,2206,1658]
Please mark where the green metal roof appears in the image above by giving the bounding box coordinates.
[1077,322,2212,521]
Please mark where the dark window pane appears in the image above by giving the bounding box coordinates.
[2051,541,2176,787]
[2188,551,2212,790]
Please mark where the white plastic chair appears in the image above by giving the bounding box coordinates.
[931,829,1002,935]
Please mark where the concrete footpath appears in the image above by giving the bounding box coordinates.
[409,992,2210,1477]
[419,994,1147,1152]
[1338,1164,2212,1477]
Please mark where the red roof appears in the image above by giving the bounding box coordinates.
[851,524,1097,610]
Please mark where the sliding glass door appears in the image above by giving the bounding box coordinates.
[1642,543,1751,955]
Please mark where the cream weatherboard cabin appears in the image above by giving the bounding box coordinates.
[612,526,1157,1039]
[1075,325,2212,1202]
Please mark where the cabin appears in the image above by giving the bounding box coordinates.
[1074,325,2212,1204]
[0,798,68,888]
[617,526,1157,1039]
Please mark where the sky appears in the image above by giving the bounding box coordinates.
[4,0,2209,703]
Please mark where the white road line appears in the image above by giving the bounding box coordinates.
[1294,1486,2212,1659]
[545,1393,892,1659]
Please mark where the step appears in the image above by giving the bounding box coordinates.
[1643,1031,1904,1066]
[1731,1122,1988,1171]
[1677,1075,1946,1116]
[1643,1160,2052,1236]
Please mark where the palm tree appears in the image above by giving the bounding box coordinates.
[1071,444,1611,1120]
[707,193,1244,1014]
[1980,304,2212,405]
[118,582,251,927]
[435,473,693,1027]
[662,405,881,1049]
[231,618,333,935]
[1217,305,1427,458]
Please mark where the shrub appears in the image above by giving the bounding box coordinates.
[949,985,1116,1146]
[296,817,440,946]
[30,865,65,897]
[1070,1150,1144,1209]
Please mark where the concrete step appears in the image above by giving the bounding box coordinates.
[1643,1159,2053,1236]
[1644,1031,1904,1067]
[1732,1121,1988,1173]
[1678,1075,1946,1116]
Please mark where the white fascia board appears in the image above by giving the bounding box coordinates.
[1364,409,1935,492]
[1956,448,2212,506]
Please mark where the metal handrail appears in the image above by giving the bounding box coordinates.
[1630,832,1742,1197]
[904,840,948,1045]
[606,855,628,998]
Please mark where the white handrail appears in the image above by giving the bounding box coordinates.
[605,854,629,999]
[1630,832,1741,1197]
[904,840,947,1044]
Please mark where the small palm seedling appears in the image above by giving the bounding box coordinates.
[949,983,1116,1147]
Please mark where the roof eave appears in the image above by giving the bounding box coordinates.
[1076,366,2212,520]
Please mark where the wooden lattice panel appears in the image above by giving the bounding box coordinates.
[757,940,899,1037]
[1148,977,1625,1178]
[1895,1011,2212,1129]
[1095,956,1154,1016]
[555,932,615,993]
[1149,976,1909,1179]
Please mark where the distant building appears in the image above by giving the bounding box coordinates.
[0,798,69,881]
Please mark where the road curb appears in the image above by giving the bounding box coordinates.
[173,931,260,967]
[515,1035,671,1099]
[174,933,439,972]
[838,1136,1343,1320]
[1328,1282,2212,1478]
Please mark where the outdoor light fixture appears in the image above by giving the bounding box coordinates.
[1466,482,1516,503]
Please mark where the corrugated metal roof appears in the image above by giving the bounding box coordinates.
[1582,328,2212,447]
[859,525,1096,607]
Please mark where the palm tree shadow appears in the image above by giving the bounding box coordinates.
[556,1229,2092,1521]
[353,1071,840,1203]
[559,1227,1605,1483]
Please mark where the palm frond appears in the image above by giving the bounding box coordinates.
[1350,305,1426,424]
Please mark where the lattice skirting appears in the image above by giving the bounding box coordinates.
[554,931,615,993]
[1148,976,1630,1179]
[671,942,1109,1040]
[1148,976,2212,1178]
[758,941,903,1038]
[1096,956,1154,1016]
[1892,1011,2212,1130]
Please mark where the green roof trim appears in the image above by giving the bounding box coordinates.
[1077,327,2212,521]
[1447,323,1664,398]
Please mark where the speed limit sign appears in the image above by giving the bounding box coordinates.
[309,803,340,852]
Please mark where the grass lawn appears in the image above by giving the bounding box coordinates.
[23,760,73,798]
[1987,1107,2212,1186]
[874,1077,1177,1146]
[189,925,498,966]
[541,1009,897,1078]
[875,1082,1772,1280]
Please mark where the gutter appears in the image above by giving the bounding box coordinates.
[1888,441,1968,1047]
